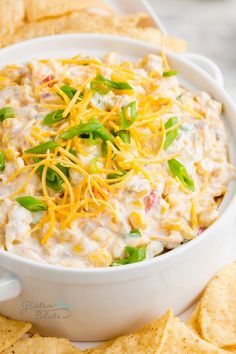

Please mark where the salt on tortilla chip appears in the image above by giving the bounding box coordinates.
[24,0,112,22]
[2,11,186,53]
[161,317,226,354]
[84,309,173,353]
[3,335,81,354]
[0,0,25,38]
[198,261,236,349]
[0,315,31,352]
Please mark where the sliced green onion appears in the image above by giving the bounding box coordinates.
[0,106,14,121]
[0,150,6,172]
[102,142,108,157]
[94,125,113,143]
[79,132,99,145]
[43,109,64,126]
[120,101,137,129]
[163,70,178,77]
[69,148,77,156]
[125,246,146,263]
[56,163,69,179]
[89,133,100,145]
[60,85,77,99]
[89,157,100,173]
[112,258,128,266]
[168,158,195,191]
[60,85,83,101]
[25,140,58,154]
[60,121,103,140]
[128,229,142,237]
[45,174,62,191]
[16,196,48,212]
[60,119,113,144]
[34,158,68,192]
[85,132,99,143]
[116,130,131,144]
[112,246,146,266]
[107,170,127,180]
[164,117,178,150]
[90,74,133,95]
[90,77,109,95]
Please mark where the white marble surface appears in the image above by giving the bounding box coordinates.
[149,0,236,100]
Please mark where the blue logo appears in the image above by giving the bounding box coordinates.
[20,300,73,320]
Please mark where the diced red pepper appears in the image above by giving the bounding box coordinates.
[42,92,51,99]
[145,190,158,212]
[197,227,206,235]
[42,75,54,87]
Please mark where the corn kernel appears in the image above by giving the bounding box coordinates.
[3,119,14,128]
[162,218,182,231]
[0,76,10,87]
[72,239,94,256]
[111,240,126,259]
[129,211,147,230]
[72,243,83,254]
[2,134,10,145]
[160,200,169,215]
[5,148,16,161]
[136,189,149,199]
[164,195,177,207]
[131,200,144,209]
[195,161,204,175]
[89,249,112,267]
[182,226,196,240]
[198,207,218,228]
[63,77,73,85]
[90,227,111,245]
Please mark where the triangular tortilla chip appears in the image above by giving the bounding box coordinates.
[187,304,202,336]
[3,335,81,354]
[84,309,173,353]
[198,262,236,349]
[24,0,111,22]
[0,315,31,352]
[0,0,24,38]
[1,11,186,53]
[161,317,227,354]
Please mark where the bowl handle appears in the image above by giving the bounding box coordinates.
[0,272,21,301]
[182,53,224,86]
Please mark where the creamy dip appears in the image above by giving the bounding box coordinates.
[0,52,234,268]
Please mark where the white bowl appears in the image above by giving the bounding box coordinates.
[0,34,235,341]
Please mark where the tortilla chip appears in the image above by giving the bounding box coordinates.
[198,261,236,349]
[3,335,81,354]
[24,0,112,22]
[84,309,173,353]
[0,315,31,352]
[0,12,150,46]
[161,317,226,354]
[107,27,187,53]
[2,11,186,53]
[165,36,187,53]
[187,304,202,336]
[0,0,25,38]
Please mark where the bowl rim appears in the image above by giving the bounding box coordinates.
[0,33,235,275]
